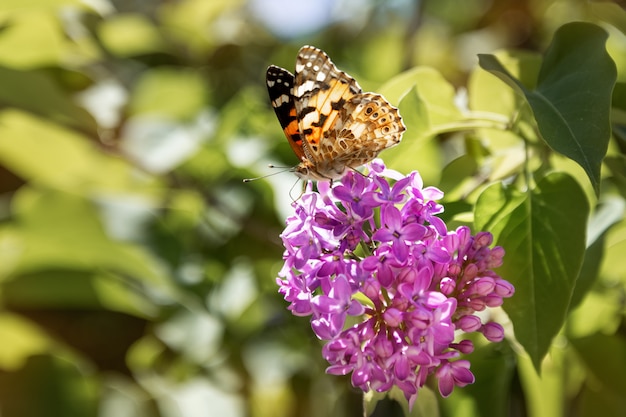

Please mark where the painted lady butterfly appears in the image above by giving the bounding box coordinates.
[266,46,405,181]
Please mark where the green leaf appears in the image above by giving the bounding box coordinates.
[0,313,52,371]
[9,187,173,301]
[98,13,165,57]
[3,270,159,317]
[516,346,566,417]
[0,7,86,68]
[128,67,208,119]
[605,155,626,199]
[469,50,541,116]
[439,154,478,201]
[477,54,526,97]
[475,173,589,369]
[0,66,96,132]
[405,68,463,130]
[590,1,626,35]
[382,87,442,183]
[398,87,430,142]
[0,355,98,417]
[382,68,462,183]
[570,197,625,309]
[440,341,516,417]
[382,67,462,142]
[578,384,626,417]
[570,333,626,397]
[479,22,616,196]
[0,110,157,193]
[364,386,439,417]
[378,66,428,104]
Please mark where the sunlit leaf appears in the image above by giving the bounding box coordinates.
[479,23,616,195]
[98,13,165,57]
[128,68,208,119]
[398,87,430,142]
[570,197,625,309]
[0,11,67,68]
[517,347,565,417]
[382,113,442,184]
[567,288,624,338]
[0,313,52,371]
[380,67,462,141]
[475,173,589,369]
[158,0,243,55]
[590,1,626,34]
[0,110,159,193]
[469,50,541,121]
[439,154,478,200]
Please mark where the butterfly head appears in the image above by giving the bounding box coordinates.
[293,159,349,181]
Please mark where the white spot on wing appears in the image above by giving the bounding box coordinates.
[295,80,317,97]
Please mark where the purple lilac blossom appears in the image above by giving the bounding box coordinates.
[276,159,514,408]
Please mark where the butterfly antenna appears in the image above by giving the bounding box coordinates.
[243,164,293,182]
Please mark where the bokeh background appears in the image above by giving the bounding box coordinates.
[0,1,625,417]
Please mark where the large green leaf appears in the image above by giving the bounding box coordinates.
[475,173,589,369]
[479,22,616,196]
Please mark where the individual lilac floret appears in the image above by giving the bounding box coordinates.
[276,159,514,408]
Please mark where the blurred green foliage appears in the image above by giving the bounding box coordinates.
[0,1,625,417]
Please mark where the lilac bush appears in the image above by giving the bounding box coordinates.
[276,159,514,407]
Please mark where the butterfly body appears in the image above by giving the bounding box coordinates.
[267,46,405,181]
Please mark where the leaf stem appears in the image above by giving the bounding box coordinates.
[428,112,510,136]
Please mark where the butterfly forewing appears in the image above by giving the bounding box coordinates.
[266,65,305,160]
[293,47,362,154]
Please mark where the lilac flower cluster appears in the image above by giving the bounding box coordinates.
[277,160,514,407]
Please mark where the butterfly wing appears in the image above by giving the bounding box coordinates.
[333,92,405,168]
[266,65,305,160]
[268,46,405,181]
[293,46,362,163]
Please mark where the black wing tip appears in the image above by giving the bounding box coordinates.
[267,65,293,78]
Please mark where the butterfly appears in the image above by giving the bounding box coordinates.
[266,45,405,181]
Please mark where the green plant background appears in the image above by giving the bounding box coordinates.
[0,1,625,417]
